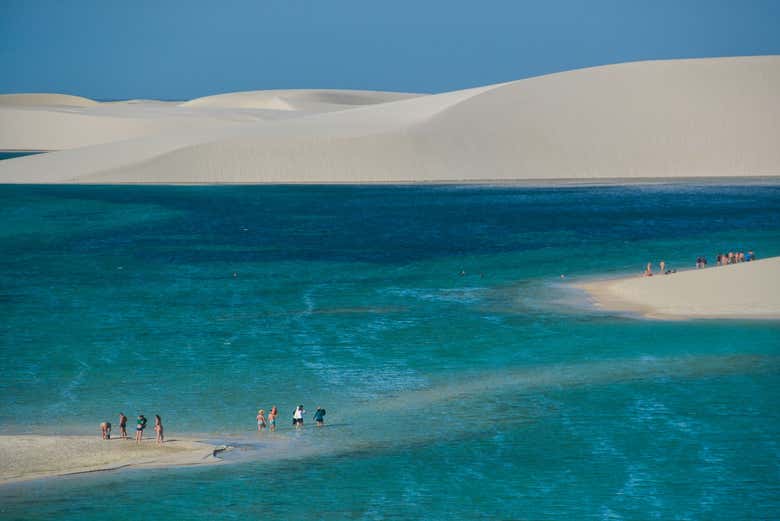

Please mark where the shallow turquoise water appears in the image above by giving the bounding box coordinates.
[1,184,779,520]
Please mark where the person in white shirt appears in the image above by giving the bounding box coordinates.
[293,405,305,428]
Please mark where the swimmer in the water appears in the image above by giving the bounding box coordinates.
[257,409,267,431]
[269,406,278,431]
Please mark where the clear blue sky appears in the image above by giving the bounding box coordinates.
[1,0,778,100]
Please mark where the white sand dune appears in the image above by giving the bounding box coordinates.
[0,93,98,108]
[578,257,780,319]
[0,56,778,183]
[0,435,221,485]
[181,89,421,112]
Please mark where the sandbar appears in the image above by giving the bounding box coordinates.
[0,435,222,485]
[578,256,780,319]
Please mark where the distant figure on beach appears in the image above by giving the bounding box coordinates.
[313,407,326,427]
[100,421,112,440]
[293,405,305,428]
[659,260,665,274]
[748,251,755,261]
[644,263,653,277]
[257,409,267,430]
[269,406,278,431]
[154,415,164,444]
[135,414,147,443]
[118,412,128,439]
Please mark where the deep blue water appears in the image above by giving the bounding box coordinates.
[0,184,778,520]
[0,151,46,161]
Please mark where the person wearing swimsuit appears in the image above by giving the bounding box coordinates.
[154,414,164,444]
[257,409,267,430]
[269,406,278,431]
[119,412,128,439]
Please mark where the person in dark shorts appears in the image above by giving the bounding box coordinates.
[293,405,305,428]
[119,412,128,439]
[313,407,326,427]
[135,414,147,443]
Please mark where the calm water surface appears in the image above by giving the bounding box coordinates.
[0,184,778,520]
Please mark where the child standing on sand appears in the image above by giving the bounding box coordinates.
[154,415,164,444]
[257,409,267,430]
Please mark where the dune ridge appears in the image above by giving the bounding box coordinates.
[0,56,778,183]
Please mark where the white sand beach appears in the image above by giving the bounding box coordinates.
[579,256,780,319]
[0,435,221,485]
[0,55,778,183]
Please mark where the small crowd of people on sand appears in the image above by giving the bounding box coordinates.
[256,405,326,431]
[715,251,755,266]
[644,250,756,276]
[100,412,164,444]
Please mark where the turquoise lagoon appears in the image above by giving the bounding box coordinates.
[0,184,778,520]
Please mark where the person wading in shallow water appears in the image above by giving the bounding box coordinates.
[313,406,326,427]
[293,405,305,428]
[135,414,147,443]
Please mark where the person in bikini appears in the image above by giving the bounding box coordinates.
[154,414,164,444]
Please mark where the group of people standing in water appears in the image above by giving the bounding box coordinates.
[645,250,756,276]
[100,413,164,444]
[256,405,326,430]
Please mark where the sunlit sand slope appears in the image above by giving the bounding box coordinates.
[0,56,777,183]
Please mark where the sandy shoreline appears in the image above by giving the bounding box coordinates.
[578,256,780,320]
[0,435,222,486]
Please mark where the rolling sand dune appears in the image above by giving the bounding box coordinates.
[0,56,778,183]
[0,93,98,107]
[181,89,422,111]
[579,256,780,319]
